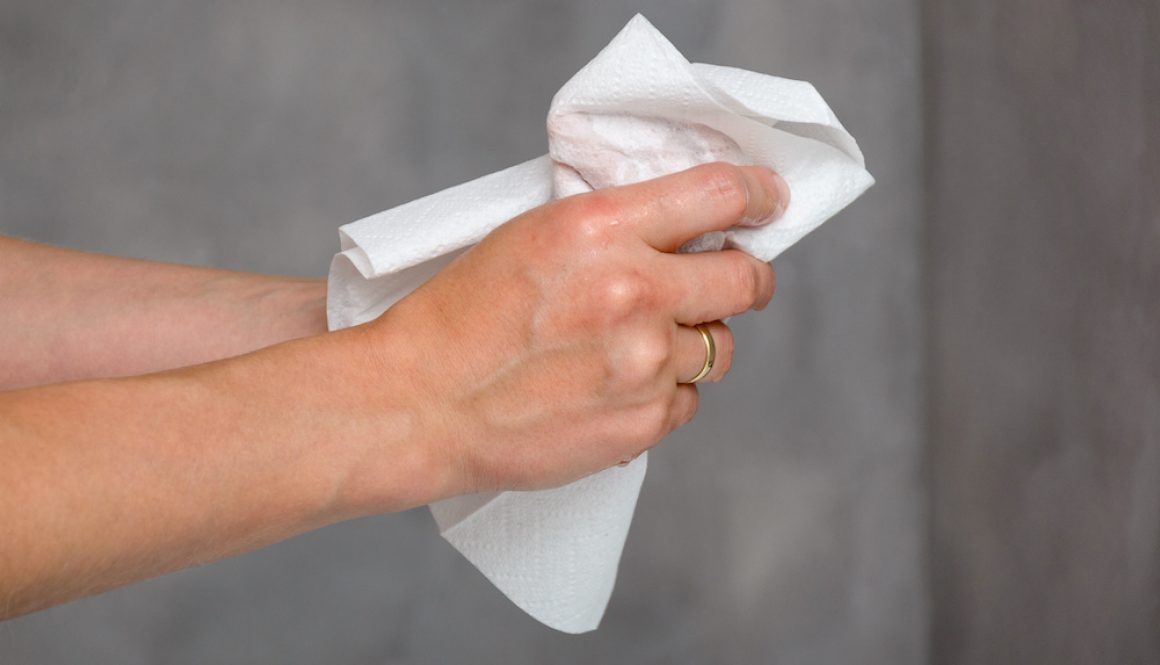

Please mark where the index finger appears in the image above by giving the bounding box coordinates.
[603,162,790,252]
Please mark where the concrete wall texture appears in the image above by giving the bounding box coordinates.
[0,1,1154,663]
[924,1,1160,663]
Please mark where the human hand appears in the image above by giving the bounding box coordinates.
[0,163,786,614]
[359,162,789,498]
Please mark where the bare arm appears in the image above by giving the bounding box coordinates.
[0,236,327,391]
[0,164,787,620]
[0,326,427,618]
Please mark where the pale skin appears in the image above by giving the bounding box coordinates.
[0,162,788,620]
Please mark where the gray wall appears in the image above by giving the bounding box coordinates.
[924,1,1160,663]
[38,0,1160,663]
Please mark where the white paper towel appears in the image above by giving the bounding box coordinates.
[327,14,873,633]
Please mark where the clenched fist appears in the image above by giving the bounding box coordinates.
[361,162,788,495]
[0,162,787,618]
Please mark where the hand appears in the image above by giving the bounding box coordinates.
[0,163,785,617]
[361,162,788,496]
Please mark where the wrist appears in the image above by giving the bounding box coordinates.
[324,323,465,516]
[254,277,329,343]
[232,324,458,524]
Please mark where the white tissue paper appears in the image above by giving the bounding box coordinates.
[327,14,873,633]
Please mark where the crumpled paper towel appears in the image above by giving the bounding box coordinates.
[327,14,873,633]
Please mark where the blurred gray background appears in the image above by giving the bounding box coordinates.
[0,1,1154,664]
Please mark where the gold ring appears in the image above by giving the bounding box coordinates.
[682,323,716,384]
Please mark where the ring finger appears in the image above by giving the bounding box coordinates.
[675,320,733,384]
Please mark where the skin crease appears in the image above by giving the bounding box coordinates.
[0,162,788,620]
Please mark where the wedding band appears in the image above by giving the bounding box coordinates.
[682,323,716,384]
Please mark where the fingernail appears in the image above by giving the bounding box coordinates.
[769,170,790,219]
[739,168,790,227]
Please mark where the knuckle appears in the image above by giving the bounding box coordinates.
[557,192,622,245]
[618,330,673,383]
[595,270,655,320]
[572,217,612,246]
[696,162,749,218]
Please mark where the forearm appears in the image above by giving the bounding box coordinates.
[0,163,784,620]
[0,324,445,619]
[0,236,328,390]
